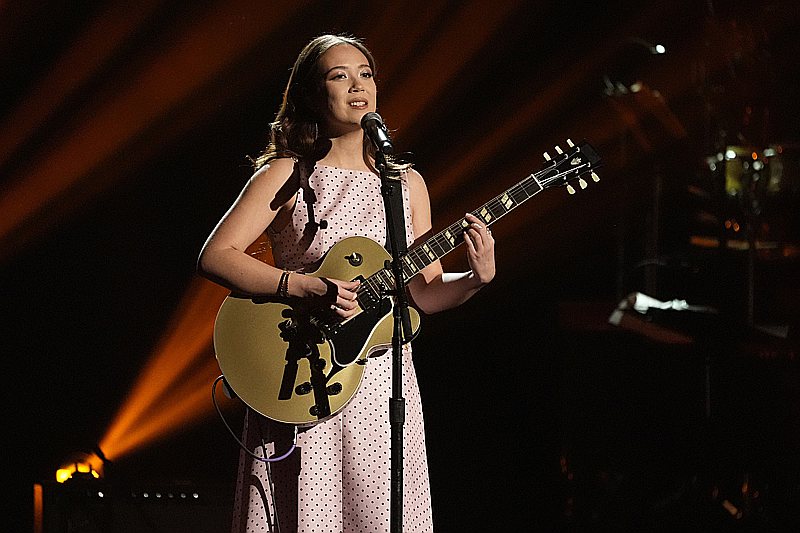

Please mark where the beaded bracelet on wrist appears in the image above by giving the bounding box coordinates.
[277,270,290,298]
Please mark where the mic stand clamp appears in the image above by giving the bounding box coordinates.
[375,151,413,533]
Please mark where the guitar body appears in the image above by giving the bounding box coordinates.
[214,236,421,426]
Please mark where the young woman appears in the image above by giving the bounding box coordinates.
[198,33,495,533]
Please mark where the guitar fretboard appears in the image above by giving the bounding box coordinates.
[400,172,544,283]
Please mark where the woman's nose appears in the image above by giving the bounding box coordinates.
[350,78,364,91]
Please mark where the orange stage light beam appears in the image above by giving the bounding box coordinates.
[378,0,524,138]
[99,277,230,461]
[360,0,456,85]
[102,357,224,460]
[0,0,309,257]
[0,0,161,169]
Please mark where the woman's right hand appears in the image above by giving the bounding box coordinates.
[295,274,361,319]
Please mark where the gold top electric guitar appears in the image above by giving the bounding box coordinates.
[213,139,602,425]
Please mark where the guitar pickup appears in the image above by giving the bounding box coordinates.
[354,275,381,309]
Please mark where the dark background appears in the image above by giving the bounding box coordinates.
[3,1,799,531]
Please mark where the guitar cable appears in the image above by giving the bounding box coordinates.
[212,375,298,463]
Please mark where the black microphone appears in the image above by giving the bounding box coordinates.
[360,112,393,155]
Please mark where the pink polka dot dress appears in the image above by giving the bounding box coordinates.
[230,163,435,533]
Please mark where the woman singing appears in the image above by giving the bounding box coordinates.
[198,33,495,533]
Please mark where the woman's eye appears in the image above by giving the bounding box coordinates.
[361,71,373,78]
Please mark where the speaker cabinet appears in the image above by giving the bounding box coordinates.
[36,479,233,533]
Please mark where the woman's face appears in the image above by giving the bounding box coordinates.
[317,44,376,136]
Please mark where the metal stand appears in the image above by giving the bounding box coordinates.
[374,151,414,533]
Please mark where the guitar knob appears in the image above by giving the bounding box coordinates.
[346,252,363,266]
[326,382,343,396]
[295,382,312,395]
[278,320,298,341]
[309,404,330,417]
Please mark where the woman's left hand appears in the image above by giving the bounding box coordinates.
[463,213,496,286]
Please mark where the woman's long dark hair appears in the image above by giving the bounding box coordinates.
[252,34,408,175]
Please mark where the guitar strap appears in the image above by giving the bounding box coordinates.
[383,177,408,255]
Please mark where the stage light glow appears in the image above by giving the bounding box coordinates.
[0,1,160,171]
[0,1,306,261]
[55,465,101,483]
[55,451,104,483]
[33,484,44,533]
[97,277,232,462]
[377,0,521,138]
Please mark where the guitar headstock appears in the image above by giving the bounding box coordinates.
[538,139,602,194]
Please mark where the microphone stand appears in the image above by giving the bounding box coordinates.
[374,150,413,533]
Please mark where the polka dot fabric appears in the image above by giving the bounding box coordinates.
[231,164,433,532]
[268,164,415,272]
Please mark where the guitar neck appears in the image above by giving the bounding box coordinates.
[399,173,544,283]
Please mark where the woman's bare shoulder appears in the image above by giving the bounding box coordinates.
[250,157,297,183]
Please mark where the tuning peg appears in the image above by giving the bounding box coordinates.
[555,145,563,155]
[591,172,600,182]
[543,152,551,161]
[567,139,575,148]
[579,178,588,189]
[567,184,576,195]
